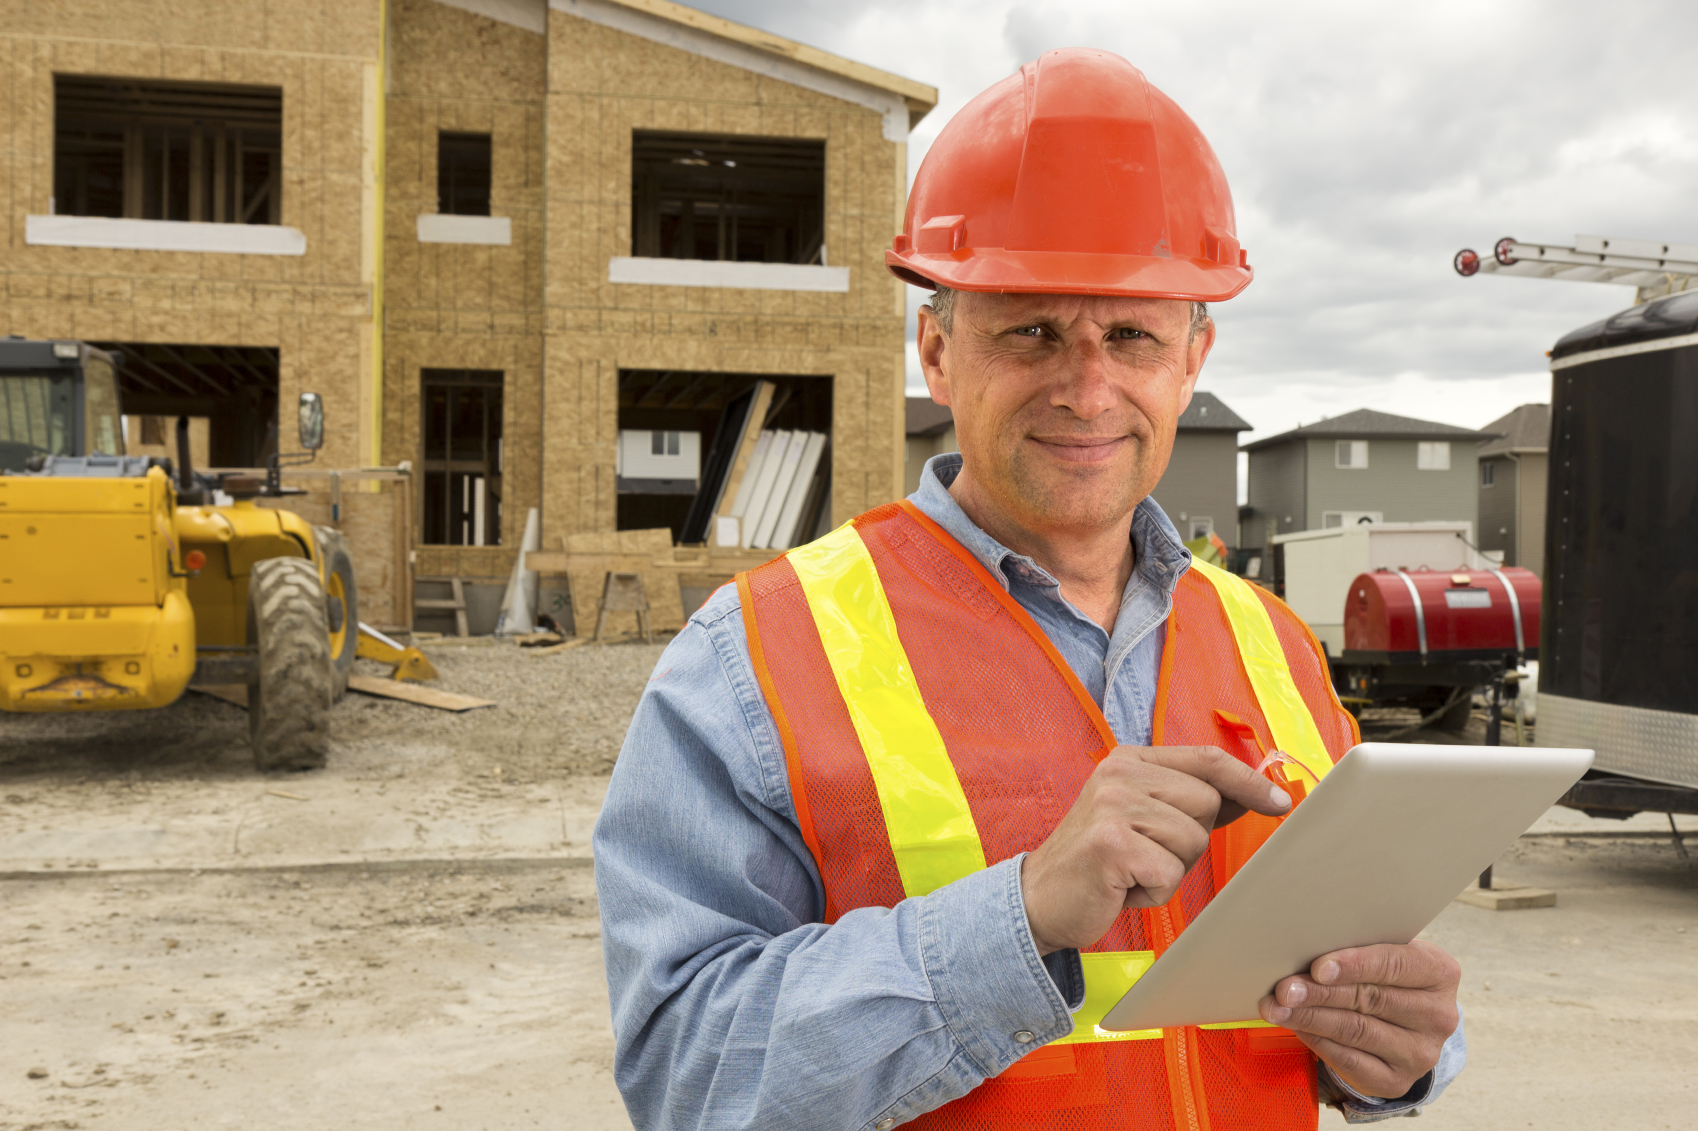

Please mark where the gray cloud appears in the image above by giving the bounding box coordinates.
[682,0,1698,436]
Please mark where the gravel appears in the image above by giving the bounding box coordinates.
[0,636,674,783]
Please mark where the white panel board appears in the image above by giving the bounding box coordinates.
[26,215,307,255]
[417,214,513,245]
[753,431,808,548]
[740,431,793,548]
[770,432,828,549]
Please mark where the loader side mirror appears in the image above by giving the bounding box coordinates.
[298,393,324,451]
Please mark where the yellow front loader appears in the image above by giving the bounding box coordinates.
[0,339,356,770]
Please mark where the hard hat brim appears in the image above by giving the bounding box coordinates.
[885,248,1252,303]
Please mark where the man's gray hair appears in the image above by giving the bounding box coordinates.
[924,284,1209,338]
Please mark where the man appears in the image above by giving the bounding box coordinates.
[596,48,1465,1130]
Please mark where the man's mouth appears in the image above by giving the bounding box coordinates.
[1028,435,1129,465]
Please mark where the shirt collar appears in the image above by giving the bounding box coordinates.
[907,452,1192,600]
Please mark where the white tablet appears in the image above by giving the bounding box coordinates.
[1100,743,1593,1033]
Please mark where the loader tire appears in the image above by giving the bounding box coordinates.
[313,525,358,700]
[247,556,334,772]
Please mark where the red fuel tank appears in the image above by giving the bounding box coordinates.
[1343,567,1540,661]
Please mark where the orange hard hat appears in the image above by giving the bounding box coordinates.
[886,49,1251,301]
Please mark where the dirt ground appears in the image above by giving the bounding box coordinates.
[4,642,1697,1130]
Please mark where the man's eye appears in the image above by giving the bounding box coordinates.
[1013,325,1045,337]
[1113,328,1148,340]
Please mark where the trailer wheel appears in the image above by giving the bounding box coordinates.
[313,525,358,699]
[247,556,334,772]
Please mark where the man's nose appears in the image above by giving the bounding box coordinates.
[1049,338,1116,419]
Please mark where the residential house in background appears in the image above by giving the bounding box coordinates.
[904,396,956,495]
[1477,403,1550,577]
[1241,408,1495,551]
[1149,391,1251,547]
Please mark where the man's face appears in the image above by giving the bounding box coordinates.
[917,292,1215,537]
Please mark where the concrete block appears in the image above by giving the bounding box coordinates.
[1454,883,1558,911]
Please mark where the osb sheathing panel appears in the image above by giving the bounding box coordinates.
[0,11,381,473]
[384,0,547,571]
[541,10,908,542]
[0,0,380,56]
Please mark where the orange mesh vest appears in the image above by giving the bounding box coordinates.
[737,501,1360,1131]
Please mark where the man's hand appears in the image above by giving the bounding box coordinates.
[1021,745,1293,955]
[1259,941,1461,1100]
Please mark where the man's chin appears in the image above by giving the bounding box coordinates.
[1008,473,1145,533]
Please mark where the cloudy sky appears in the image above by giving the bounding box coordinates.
[687,0,1698,448]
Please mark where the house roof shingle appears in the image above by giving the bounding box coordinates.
[1177,391,1251,432]
[1477,404,1550,456]
[1240,408,1497,452]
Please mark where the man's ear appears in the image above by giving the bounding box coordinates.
[1178,317,1216,415]
[917,305,952,407]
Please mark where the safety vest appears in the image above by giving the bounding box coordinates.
[736,501,1359,1131]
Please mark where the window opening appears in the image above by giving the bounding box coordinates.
[422,369,503,546]
[1334,439,1368,469]
[632,132,826,264]
[438,132,492,217]
[1481,460,1496,487]
[54,75,282,223]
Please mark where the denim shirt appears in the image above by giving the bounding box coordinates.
[594,454,1464,1130]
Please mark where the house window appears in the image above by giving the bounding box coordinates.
[1335,440,1368,469]
[53,75,282,223]
[1417,441,1451,470]
[421,369,503,546]
[632,132,826,264]
[438,132,491,216]
[1481,460,1496,487]
[1188,517,1214,540]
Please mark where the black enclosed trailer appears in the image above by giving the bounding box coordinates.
[1539,290,1698,818]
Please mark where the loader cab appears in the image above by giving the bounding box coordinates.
[0,337,125,472]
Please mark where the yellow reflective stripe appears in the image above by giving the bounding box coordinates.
[788,523,987,897]
[1056,952,1164,1044]
[1198,1020,1274,1030]
[1187,559,1334,791]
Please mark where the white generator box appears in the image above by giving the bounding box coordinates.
[1272,522,1485,656]
[617,429,701,485]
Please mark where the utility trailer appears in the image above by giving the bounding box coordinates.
[1534,291,1698,819]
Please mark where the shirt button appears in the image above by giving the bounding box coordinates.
[1013,1030,1035,1044]
[877,1119,895,1130]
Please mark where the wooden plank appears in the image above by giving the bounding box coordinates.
[716,380,776,520]
[530,637,590,656]
[193,684,250,708]
[346,674,495,712]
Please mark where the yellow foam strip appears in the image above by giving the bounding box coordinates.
[1187,559,1334,791]
[1056,951,1164,1044]
[788,523,987,896]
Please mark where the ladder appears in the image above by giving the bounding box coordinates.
[415,577,469,637]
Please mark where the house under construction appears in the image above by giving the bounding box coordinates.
[1,0,934,627]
